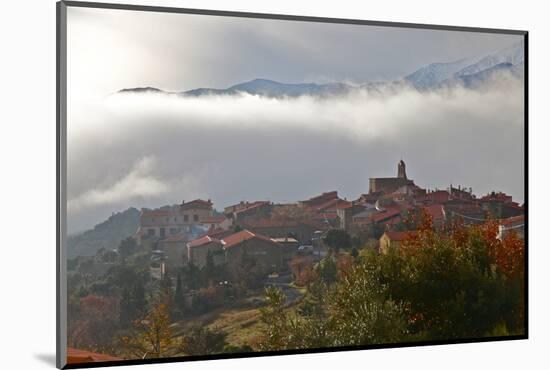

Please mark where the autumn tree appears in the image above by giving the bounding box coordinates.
[68,295,120,352]
[121,303,174,359]
[288,255,316,287]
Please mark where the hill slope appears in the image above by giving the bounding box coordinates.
[67,208,140,257]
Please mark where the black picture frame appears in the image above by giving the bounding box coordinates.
[56,1,528,368]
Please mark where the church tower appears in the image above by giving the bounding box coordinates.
[397,160,407,179]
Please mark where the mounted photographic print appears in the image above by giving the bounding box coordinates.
[57,1,528,368]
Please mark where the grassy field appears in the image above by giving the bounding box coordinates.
[206,307,264,349]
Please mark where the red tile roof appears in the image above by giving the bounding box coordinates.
[383,231,417,241]
[369,208,403,223]
[233,201,270,215]
[415,190,451,203]
[300,191,339,207]
[188,235,222,248]
[206,228,233,239]
[312,198,351,212]
[67,348,122,364]
[336,201,355,210]
[222,229,279,249]
[180,199,213,211]
[422,204,446,221]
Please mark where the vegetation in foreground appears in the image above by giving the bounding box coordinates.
[67,213,524,359]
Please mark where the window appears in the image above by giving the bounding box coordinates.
[193,214,199,222]
[184,215,189,222]
[147,229,155,236]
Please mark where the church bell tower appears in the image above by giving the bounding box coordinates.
[397,160,407,179]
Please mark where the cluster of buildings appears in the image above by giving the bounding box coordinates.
[135,160,525,276]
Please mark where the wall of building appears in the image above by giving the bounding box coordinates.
[188,242,225,268]
[225,239,282,276]
[161,241,188,271]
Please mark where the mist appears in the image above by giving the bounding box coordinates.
[67,75,524,233]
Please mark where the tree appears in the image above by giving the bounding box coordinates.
[121,303,174,359]
[327,262,407,346]
[259,286,288,351]
[174,272,185,319]
[68,295,120,352]
[317,256,337,284]
[288,255,316,286]
[182,262,201,290]
[298,280,326,318]
[323,229,352,252]
[118,237,138,260]
[202,250,216,284]
[119,279,148,326]
[119,288,133,326]
[234,249,264,290]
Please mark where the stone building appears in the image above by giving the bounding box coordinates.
[160,234,188,271]
[187,235,225,268]
[222,229,282,276]
[379,231,417,254]
[369,160,417,194]
[138,199,214,241]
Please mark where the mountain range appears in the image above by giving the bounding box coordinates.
[118,41,524,98]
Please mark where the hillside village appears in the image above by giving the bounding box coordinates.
[66,160,525,362]
[135,159,524,279]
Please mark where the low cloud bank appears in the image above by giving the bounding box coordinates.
[67,76,524,232]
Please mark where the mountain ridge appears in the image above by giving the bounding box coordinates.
[117,41,524,97]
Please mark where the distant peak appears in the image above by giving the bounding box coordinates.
[118,87,166,94]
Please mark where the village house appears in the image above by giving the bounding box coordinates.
[225,201,272,224]
[179,199,215,224]
[138,208,181,242]
[159,233,188,271]
[187,235,225,268]
[222,229,282,276]
[271,236,300,268]
[138,199,214,242]
[379,231,417,254]
[480,191,524,218]
[337,202,372,232]
[200,215,233,230]
[241,216,325,244]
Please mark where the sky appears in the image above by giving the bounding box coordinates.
[66,6,525,233]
